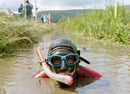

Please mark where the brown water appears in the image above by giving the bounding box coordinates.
[0,32,130,94]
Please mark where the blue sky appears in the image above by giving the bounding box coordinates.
[0,0,130,13]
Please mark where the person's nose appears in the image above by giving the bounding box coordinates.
[60,60,68,71]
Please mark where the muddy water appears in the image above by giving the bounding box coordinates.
[0,32,130,94]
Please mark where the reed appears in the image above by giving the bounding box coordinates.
[61,4,130,46]
[0,15,53,56]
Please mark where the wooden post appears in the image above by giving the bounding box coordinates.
[94,5,95,10]
[84,6,86,17]
[24,0,27,21]
[115,0,117,19]
[35,0,37,23]
[49,12,50,25]
[68,17,69,22]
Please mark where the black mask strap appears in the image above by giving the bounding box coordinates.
[80,57,90,64]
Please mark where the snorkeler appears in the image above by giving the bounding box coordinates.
[33,38,101,86]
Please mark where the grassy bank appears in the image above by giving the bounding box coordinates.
[58,5,130,46]
[0,16,53,57]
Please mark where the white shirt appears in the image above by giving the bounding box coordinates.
[44,16,48,23]
[32,10,37,17]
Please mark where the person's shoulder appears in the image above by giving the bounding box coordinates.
[27,3,33,6]
[29,4,33,6]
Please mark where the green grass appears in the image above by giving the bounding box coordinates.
[0,15,54,57]
[59,4,130,46]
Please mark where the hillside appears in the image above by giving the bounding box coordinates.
[123,5,130,11]
[37,5,130,23]
[38,9,94,23]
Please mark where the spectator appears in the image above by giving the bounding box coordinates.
[33,7,38,21]
[25,0,33,20]
[43,14,48,23]
[18,4,23,13]
[40,14,44,24]
[18,4,24,19]
[2,11,7,17]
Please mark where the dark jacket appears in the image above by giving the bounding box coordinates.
[26,4,33,15]
[40,16,44,22]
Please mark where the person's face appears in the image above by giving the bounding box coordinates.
[49,50,78,77]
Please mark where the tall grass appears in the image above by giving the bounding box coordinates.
[0,15,53,57]
[61,4,130,46]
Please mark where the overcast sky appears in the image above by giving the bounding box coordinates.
[0,0,130,13]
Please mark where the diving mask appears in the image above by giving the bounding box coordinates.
[48,53,79,67]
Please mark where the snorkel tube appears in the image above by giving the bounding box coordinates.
[36,47,73,86]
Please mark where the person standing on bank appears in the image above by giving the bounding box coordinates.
[18,4,24,17]
[25,0,33,20]
[33,7,38,21]
[44,14,48,23]
[40,14,44,24]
